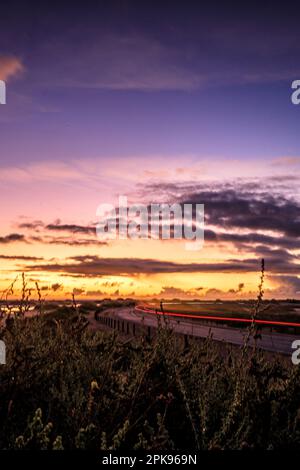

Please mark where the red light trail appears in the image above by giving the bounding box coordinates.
[135,306,300,328]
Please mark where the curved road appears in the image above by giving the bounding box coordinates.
[106,306,299,356]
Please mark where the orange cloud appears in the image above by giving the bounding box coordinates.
[0,55,23,81]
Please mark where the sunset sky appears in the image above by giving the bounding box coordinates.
[1,1,300,300]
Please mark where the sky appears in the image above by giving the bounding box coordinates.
[1,0,300,300]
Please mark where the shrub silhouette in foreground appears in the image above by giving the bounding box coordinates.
[0,263,300,450]
[0,310,300,450]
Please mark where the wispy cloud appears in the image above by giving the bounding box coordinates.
[0,254,43,261]
[0,55,23,81]
[0,161,84,183]
[25,254,300,277]
[35,33,202,91]
[16,219,107,247]
[272,157,300,166]
[45,222,95,235]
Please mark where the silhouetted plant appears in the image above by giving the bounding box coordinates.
[0,270,299,450]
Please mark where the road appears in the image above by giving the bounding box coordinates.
[106,307,300,356]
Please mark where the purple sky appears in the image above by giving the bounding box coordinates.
[1,1,300,299]
[1,1,300,165]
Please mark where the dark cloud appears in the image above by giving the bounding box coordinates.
[0,233,26,244]
[24,254,300,277]
[181,189,300,237]
[205,229,300,251]
[0,254,43,260]
[159,286,195,298]
[51,283,62,292]
[18,220,102,246]
[45,223,96,235]
[26,235,107,247]
[18,221,44,230]
[46,237,107,247]
[143,180,300,238]
[85,290,105,297]
[226,282,245,295]
[205,288,223,296]
[102,281,122,287]
[72,288,85,295]
[18,219,96,235]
